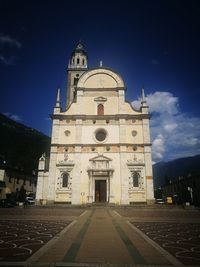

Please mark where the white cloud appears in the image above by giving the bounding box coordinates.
[3,112,22,122]
[163,123,178,132]
[0,35,21,65]
[0,55,17,65]
[132,91,200,162]
[132,91,179,115]
[132,99,141,110]
[147,91,179,114]
[152,134,165,160]
[0,35,22,48]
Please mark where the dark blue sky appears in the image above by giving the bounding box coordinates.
[0,0,200,161]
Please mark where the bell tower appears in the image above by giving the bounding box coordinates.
[66,41,88,107]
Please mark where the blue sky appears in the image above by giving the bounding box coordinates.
[0,0,200,162]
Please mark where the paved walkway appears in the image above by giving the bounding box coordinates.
[1,206,199,266]
[27,208,171,266]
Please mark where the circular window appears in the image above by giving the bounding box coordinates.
[95,129,107,142]
[132,130,137,137]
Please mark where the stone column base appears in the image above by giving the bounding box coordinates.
[146,199,155,205]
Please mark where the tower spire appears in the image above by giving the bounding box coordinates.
[56,87,61,108]
[141,86,149,114]
[141,86,147,106]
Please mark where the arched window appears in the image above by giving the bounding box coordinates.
[77,58,80,64]
[62,173,69,187]
[82,59,85,65]
[97,104,104,115]
[133,172,139,187]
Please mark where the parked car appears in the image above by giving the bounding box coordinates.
[0,199,16,208]
[25,196,35,205]
[155,198,165,204]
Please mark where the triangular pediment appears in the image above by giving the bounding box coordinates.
[94,96,107,102]
[89,154,112,161]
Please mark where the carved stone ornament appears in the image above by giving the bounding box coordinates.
[64,151,68,161]
[64,130,70,136]
[94,96,107,102]
[57,153,74,166]
[87,154,114,176]
[127,154,144,165]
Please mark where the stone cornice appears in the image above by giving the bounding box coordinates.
[50,114,150,120]
[51,143,152,147]
[76,87,126,92]
[67,67,88,71]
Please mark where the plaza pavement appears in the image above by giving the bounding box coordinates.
[0,205,199,267]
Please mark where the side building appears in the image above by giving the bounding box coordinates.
[36,42,154,205]
[0,167,37,200]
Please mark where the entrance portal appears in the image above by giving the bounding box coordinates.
[95,180,106,202]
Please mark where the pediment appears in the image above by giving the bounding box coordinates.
[89,154,112,162]
[94,96,107,102]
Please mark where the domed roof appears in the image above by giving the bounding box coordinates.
[71,41,88,57]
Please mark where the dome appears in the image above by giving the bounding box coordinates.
[71,42,88,57]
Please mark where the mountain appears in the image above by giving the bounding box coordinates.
[153,155,200,187]
[0,113,50,174]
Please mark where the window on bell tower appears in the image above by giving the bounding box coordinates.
[73,74,79,86]
[97,104,104,115]
[77,58,80,64]
[82,59,85,65]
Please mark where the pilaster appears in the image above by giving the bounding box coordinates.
[47,146,57,201]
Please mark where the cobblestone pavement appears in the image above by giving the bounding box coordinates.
[0,219,71,262]
[131,222,200,265]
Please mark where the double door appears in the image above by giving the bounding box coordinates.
[95,180,106,202]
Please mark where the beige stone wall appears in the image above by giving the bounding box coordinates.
[37,67,154,205]
[54,120,145,147]
[65,89,140,116]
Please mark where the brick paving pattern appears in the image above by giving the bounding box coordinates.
[0,219,71,261]
[132,222,200,265]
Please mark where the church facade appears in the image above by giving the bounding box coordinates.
[36,42,154,205]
